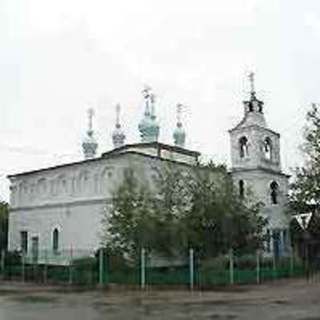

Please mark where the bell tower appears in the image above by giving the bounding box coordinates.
[229,73,290,258]
[229,72,281,173]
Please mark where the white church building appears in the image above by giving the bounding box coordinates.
[7,76,290,262]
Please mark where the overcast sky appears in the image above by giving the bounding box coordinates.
[1,0,320,201]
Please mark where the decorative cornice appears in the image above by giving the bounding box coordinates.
[10,197,112,212]
[229,123,280,137]
[231,167,290,178]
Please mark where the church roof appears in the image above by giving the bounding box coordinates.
[102,141,200,158]
[8,142,200,179]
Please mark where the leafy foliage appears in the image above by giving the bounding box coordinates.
[103,162,266,259]
[290,104,320,212]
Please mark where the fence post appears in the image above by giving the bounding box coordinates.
[141,248,146,290]
[229,248,234,285]
[99,248,104,287]
[43,249,48,284]
[68,246,73,285]
[256,250,260,284]
[189,248,194,290]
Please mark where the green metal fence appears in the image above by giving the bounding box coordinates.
[0,248,307,288]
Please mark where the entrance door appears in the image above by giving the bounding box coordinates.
[31,236,39,264]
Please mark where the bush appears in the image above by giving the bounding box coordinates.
[73,256,97,267]
[4,251,21,266]
[72,256,98,285]
[234,254,256,269]
[200,255,229,271]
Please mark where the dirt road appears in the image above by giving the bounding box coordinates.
[0,278,319,319]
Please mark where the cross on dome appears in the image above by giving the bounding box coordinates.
[87,108,95,133]
[248,72,255,95]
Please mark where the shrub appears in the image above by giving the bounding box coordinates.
[234,254,256,269]
[4,250,21,266]
[200,255,229,271]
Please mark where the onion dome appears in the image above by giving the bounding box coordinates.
[82,108,98,159]
[173,103,186,147]
[138,86,160,142]
[112,103,126,148]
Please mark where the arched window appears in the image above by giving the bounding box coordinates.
[239,180,245,199]
[264,138,272,160]
[52,228,59,253]
[270,181,279,204]
[239,136,249,158]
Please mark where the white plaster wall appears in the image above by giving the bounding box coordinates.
[231,170,289,229]
[9,157,126,209]
[8,200,106,255]
[230,126,281,173]
[7,151,198,261]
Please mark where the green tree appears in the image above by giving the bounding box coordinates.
[101,168,157,258]
[0,201,8,252]
[103,162,266,259]
[290,104,320,212]
[178,162,265,257]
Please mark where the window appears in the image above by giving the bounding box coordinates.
[239,180,245,199]
[264,138,272,160]
[52,228,59,253]
[270,181,279,204]
[239,136,249,158]
[20,231,28,254]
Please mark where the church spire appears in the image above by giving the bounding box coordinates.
[138,85,160,143]
[244,71,264,115]
[248,71,256,97]
[173,103,186,148]
[112,103,126,149]
[82,108,98,159]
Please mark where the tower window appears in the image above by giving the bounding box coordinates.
[52,228,59,253]
[270,181,279,204]
[239,136,249,158]
[239,180,245,199]
[264,138,272,160]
